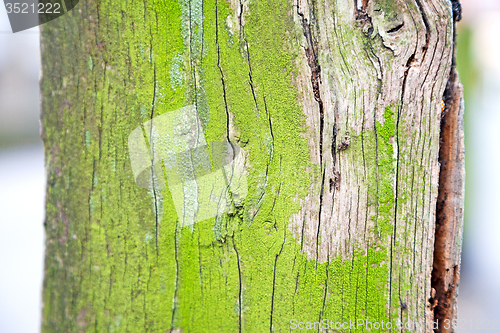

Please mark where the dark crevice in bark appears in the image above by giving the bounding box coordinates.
[297,3,326,262]
[387,22,405,34]
[432,1,463,331]
[215,0,232,146]
[238,0,259,118]
[270,228,286,333]
[318,251,330,332]
[238,0,244,40]
[247,44,259,114]
[331,123,337,168]
[291,270,300,321]
[316,168,326,262]
[414,0,430,60]
[265,95,275,161]
[147,59,161,257]
[297,13,324,169]
[330,122,338,222]
[233,238,243,333]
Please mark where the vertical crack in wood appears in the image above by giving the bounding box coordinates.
[148,62,161,258]
[432,1,464,331]
[270,227,286,333]
[297,1,326,262]
[215,0,232,145]
[232,237,243,333]
[414,0,430,60]
[318,251,330,329]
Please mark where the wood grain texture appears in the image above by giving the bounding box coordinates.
[39,0,462,331]
[288,0,457,327]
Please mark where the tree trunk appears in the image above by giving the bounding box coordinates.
[40,0,464,332]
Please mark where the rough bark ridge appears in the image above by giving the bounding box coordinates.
[40,0,460,331]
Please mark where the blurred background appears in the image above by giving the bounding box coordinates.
[0,5,44,333]
[0,1,498,332]
[454,0,500,329]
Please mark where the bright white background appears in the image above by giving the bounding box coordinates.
[0,0,499,332]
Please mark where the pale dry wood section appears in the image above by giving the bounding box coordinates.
[288,0,455,326]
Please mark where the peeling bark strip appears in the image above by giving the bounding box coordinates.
[432,67,464,333]
[432,0,465,329]
[40,0,461,331]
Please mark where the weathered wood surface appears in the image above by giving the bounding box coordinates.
[40,0,463,331]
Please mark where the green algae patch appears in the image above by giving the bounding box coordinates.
[375,106,397,236]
